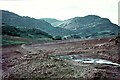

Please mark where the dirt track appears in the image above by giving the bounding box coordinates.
[2,37,120,79]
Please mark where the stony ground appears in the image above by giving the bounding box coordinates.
[2,36,120,80]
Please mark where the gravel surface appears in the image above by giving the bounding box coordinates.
[2,36,120,80]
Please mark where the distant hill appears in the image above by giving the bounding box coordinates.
[40,18,61,24]
[45,15,120,38]
[2,10,74,37]
[2,10,120,39]
[40,18,62,27]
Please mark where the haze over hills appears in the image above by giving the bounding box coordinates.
[2,10,74,37]
[39,18,62,27]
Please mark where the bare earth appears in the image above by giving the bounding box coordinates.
[2,36,120,80]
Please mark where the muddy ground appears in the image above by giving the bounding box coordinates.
[2,36,120,80]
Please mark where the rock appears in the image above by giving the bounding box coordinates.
[82,42,86,45]
[109,39,114,42]
[14,50,21,54]
[115,39,119,45]
[24,54,28,57]
[109,38,119,45]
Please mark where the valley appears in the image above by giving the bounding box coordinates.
[1,10,120,80]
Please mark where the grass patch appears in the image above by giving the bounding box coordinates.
[2,38,27,46]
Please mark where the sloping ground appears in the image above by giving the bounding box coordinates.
[2,36,120,80]
[2,35,53,46]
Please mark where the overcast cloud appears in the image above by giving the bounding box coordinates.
[0,0,119,24]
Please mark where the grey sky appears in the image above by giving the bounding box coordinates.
[0,0,119,24]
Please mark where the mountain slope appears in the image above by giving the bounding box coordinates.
[2,23,54,45]
[2,10,120,39]
[2,23,53,38]
[2,10,74,36]
[52,15,120,38]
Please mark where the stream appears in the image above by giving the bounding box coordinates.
[52,54,120,67]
